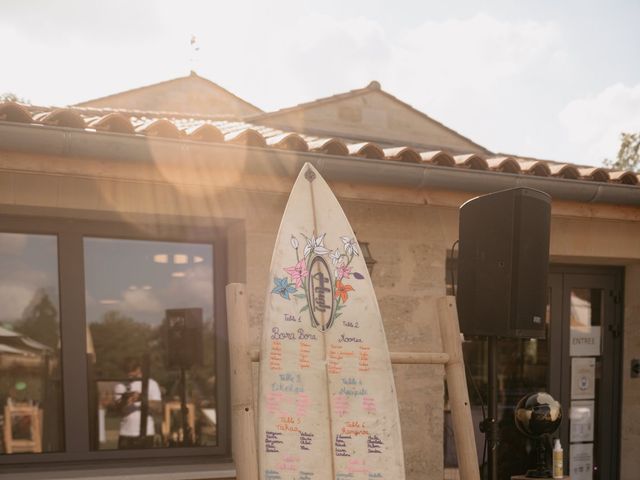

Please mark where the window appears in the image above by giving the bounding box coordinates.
[0,233,64,454]
[0,217,229,467]
[85,238,216,450]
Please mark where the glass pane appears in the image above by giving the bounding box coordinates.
[569,289,602,480]
[446,292,551,478]
[0,233,64,454]
[570,289,602,357]
[84,238,216,450]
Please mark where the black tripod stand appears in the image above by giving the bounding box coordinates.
[479,336,500,480]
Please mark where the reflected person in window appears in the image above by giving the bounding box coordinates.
[113,357,162,449]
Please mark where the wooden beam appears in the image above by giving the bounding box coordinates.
[438,295,480,480]
[226,283,259,480]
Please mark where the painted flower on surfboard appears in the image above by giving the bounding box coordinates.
[272,232,365,331]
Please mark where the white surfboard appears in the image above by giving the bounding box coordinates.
[258,163,405,480]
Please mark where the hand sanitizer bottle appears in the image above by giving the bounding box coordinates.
[553,438,563,479]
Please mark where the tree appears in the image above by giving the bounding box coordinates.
[0,92,29,103]
[89,311,154,379]
[17,289,59,349]
[604,132,640,172]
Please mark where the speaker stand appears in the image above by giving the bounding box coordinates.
[139,353,150,440]
[479,336,499,480]
[179,365,193,446]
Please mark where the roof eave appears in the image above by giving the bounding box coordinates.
[1,121,638,207]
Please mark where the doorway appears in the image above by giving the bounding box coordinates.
[451,265,623,479]
[548,266,623,480]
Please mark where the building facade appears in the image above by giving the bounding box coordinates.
[0,73,639,480]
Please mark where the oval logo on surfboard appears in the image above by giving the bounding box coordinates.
[306,255,336,331]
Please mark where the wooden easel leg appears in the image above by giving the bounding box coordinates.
[438,296,481,480]
[3,405,11,454]
[226,283,259,480]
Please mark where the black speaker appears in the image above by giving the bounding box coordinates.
[456,187,551,338]
[166,308,204,368]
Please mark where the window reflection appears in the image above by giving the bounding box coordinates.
[449,337,550,478]
[84,238,216,450]
[569,289,602,479]
[0,233,63,454]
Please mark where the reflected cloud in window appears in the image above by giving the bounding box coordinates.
[84,238,216,450]
[0,233,63,455]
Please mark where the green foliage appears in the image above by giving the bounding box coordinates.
[604,132,640,172]
[89,311,216,402]
[0,92,29,103]
[90,311,154,379]
[16,289,59,349]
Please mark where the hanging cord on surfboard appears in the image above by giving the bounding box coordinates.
[449,239,489,474]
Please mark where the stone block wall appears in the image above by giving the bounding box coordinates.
[2,147,640,478]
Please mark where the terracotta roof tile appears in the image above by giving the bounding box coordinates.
[486,156,521,174]
[548,163,580,180]
[134,119,181,139]
[0,102,32,123]
[454,154,489,170]
[420,151,456,167]
[609,170,638,185]
[383,147,421,163]
[185,123,224,143]
[34,109,86,129]
[1,101,638,190]
[266,132,309,152]
[87,113,135,134]
[519,160,552,177]
[347,142,385,160]
[578,167,610,182]
[307,138,349,156]
[225,128,266,147]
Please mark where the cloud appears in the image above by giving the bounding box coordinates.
[397,14,566,90]
[0,283,39,320]
[0,233,27,256]
[0,7,578,161]
[558,83,640,165]
[166,265,214,311]
[256,13,569,155]
[121,288,162,313]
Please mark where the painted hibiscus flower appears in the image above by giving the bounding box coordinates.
[335,280,354,303]
[271,277,296,300]
[335,263,352,280]
[284,258,309,288]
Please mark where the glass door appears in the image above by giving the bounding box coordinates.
[549,267,622,480]
[448,264,622,479]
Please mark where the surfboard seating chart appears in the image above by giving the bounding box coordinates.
[258,163,405,480]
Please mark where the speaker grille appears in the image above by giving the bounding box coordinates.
[457,188,551,338]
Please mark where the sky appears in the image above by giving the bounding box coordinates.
[1,0,639,167]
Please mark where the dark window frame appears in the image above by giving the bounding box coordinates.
[0,215,231,467]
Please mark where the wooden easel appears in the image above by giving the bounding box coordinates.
[226,283,480,480]
[3,402,42,454]
[162,401,196,445]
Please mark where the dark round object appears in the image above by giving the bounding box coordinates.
[514,392,562,438]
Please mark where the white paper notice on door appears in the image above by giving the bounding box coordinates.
[570,400,595,442]
[571,357,596,400]
[570,325,601,357]
[570,443,593,480]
